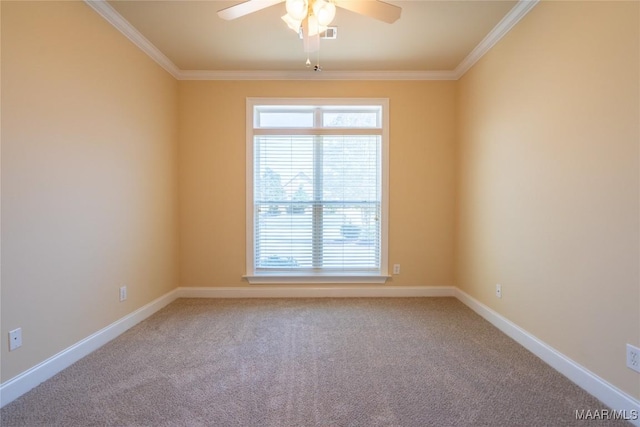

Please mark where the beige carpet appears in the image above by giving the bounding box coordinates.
[1,297,629,426]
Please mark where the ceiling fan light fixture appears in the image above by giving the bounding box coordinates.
[306,14,321,36]
[281,13,302,32]
[312,0,336,26]
[285,0,308,21]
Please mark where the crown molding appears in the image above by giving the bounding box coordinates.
[454,0,539,79]
[84,0,181,79]
[85,0,538,82]
[177,69,457,81]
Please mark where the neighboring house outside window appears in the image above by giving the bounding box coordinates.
[245,98,389,284]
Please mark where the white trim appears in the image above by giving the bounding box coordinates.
[0,290,179,408]
[83,0,181,79]
[254,128,382,136]
[380,98,390,277]
[84,0,537,81]
[245,100,255,276]
[177,70,457,81]
[248,97,390,107]
[453,0,539,79]
[245,97,389,280]
[176,285,455,299]
[244,275,390,285]
[454,288,640,426]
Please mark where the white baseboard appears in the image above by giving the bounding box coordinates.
[0,289,179,408]
[176,285,455,299]
[454,288,640,426]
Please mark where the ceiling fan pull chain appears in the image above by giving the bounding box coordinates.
[314,38,322,71]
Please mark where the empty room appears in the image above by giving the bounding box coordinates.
[1,0,639,425]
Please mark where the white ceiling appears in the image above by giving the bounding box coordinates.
[95,0,535,79]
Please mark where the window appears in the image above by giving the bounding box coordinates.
[246,98,389,284]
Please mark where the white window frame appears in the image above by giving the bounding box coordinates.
[245,98,389,284]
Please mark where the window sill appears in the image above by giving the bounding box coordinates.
[244,274,390,285]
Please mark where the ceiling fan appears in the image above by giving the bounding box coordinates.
[218,0,401,70]
[217,0,402,25]
[218,0,401,69]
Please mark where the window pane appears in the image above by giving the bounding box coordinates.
[255,136,314,269]
[323,111,379,128]
[258,112,314,128]
[322,203,380,268]
[255,202,313,268]
[323,135,380,202]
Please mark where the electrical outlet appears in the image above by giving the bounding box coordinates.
[119,285,127,302]
[9,328,22,351]
[496,284,502,299]
[393,264,400,275]
[627,344,640,373]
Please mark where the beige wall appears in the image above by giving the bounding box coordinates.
[178,81,457,287]
[1,1,179,382]
[456,1,640,399]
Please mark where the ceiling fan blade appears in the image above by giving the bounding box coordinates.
[336,0,401,24]
[217,0,284,20]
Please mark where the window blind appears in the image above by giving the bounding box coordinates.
[254,134,381,272]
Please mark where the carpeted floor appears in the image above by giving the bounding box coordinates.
[0,297,630,426]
